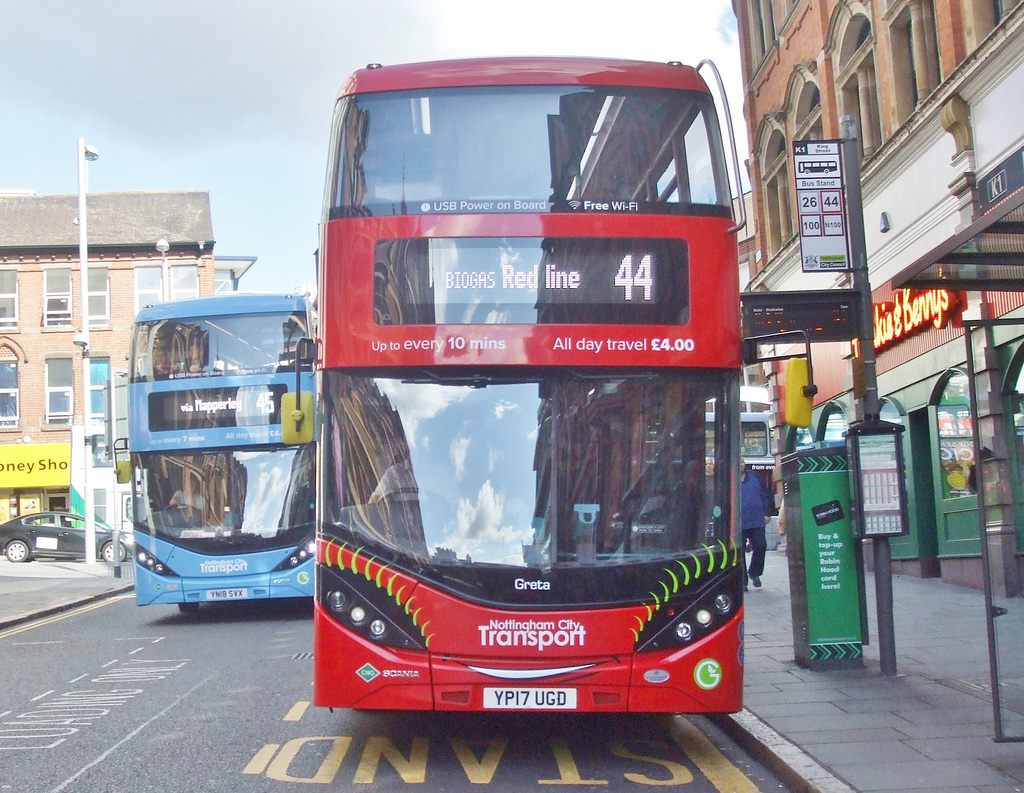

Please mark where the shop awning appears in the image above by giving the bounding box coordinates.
[893,185,1024,291]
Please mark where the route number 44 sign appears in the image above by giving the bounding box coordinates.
[793,140,850,273]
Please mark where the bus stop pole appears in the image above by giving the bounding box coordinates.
[841,115,898,677]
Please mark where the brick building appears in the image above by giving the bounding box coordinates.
[0,191,250,529]
[735,0,1024,589]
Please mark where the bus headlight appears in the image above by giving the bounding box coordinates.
[675,622,693,641]
[714,594,732,614]
[696,609,713,626]
[349,606,367,625]
[369,619,387,639]
[326,590,347,613]
[135,548,179,577]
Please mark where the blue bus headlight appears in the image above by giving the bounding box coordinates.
[135,549,179,577]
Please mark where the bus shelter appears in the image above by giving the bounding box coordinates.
[894,181,1024,741]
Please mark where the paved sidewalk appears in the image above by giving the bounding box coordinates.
[716,550,1024,793]
[2,550,1023,792]
[0,558,134,629]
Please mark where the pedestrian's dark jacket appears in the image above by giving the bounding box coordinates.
[741,471,771,530]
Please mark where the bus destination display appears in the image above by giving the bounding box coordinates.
[375,237,689,326]
[148,384,286,433]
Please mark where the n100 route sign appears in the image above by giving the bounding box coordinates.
[793,140,850,273]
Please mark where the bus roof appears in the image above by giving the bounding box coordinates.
[134,293,307,323]
[338,57,710,98]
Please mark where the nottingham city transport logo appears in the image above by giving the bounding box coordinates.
[693,659,723,691]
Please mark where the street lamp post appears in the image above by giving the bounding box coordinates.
[77,138,99,564]
[156,238,170,301]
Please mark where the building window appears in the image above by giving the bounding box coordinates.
[0,360,17,427]
[793,81,823,141]
[87,267,109,326]
[762,128,793,257]
[889,0,940,124]
[215,271,236,293]
[0,270,17,330]
[135,267,163,312]
[936,371,974,498]
[90,358,111,466]
[172,265,199,301]
[93,487,108,524]
[835,14,882,158]
[46,359,74,424]
[44,269,73,328]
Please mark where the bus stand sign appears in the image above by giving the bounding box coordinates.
[793,140,850,273]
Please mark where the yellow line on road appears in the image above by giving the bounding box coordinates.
[668,716,762,793]
[0,598,119,640]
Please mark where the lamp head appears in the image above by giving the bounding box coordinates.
[155,238,170,254]
[72,332,88,349]
[83,144,99,162]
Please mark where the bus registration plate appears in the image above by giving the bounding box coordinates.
[483,688,576,710]
[206,588,248,600]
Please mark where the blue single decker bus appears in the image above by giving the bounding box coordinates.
[124,293,316,611]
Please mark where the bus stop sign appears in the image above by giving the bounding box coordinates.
[793,140,850,273]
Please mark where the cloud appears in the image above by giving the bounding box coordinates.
[450,436,470,480]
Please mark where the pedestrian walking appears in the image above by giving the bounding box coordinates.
[741,463,772,591]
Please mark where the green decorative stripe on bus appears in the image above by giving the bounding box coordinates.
[364,556,378,580]
[718,540,729,570]
[659,580,670,601]
[664,567,680,593]
[677,560,691,586]
[703,543,715,570]
[690,552,703,578]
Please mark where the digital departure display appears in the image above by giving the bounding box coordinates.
[374,237,689,326]
[148,384,286,433]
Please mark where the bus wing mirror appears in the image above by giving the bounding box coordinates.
[113,437,131,484]
[282,391,315,445]
[784,357,816,428]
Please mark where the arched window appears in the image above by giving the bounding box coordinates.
[794,82,823,141]
[760,125,793,257]
[935,371,975,498]
[831,9,883,157]
[889,0,940,124]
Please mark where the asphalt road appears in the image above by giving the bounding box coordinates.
[0,596,792,792]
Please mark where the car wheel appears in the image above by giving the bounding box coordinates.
[5,540,31,563]
[101,541,117,563]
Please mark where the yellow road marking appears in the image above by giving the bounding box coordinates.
[283,701,310,721]
[668,716,761,793]
[0,598,118,640]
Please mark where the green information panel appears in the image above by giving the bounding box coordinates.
[782,448,863,669]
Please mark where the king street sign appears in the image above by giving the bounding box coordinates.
[794,140,851,272]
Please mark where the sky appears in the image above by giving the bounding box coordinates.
[0,0,746,294]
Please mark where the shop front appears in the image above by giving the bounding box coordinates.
[0,442,72,523]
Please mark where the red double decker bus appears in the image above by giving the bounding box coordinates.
[314,57,744,713]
